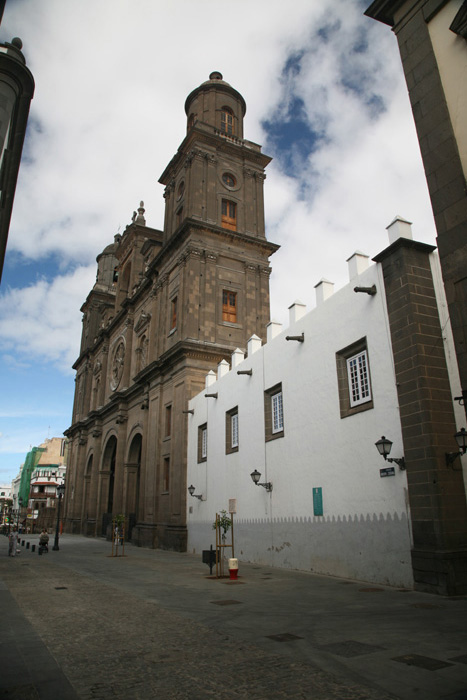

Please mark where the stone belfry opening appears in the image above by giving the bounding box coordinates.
[63,74,279,551]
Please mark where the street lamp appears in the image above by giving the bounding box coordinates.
[374,436,406,470]
[250,469,273,492]
[445,427,467,467]
[52,483,65,551]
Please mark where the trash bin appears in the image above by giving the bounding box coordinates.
[228,558,238,580]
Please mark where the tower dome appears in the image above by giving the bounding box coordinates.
[184,72,246,139]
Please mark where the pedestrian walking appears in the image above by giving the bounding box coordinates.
[8,528,19,557]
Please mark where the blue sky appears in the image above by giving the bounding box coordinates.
[0,0,436,484]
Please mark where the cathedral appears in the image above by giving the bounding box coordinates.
[63,73,278,550]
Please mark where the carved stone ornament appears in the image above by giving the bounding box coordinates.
[93,360,102,376]
[110,340,125,391]
[134,310,151,334]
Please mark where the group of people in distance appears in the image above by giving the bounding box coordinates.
[8,528,49,556]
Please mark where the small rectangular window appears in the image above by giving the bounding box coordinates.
[198,424,207,463]
[222,290,237,323]
[264,383,284,441]
[226,408,239,454]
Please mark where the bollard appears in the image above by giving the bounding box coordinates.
[31,545,36,552]
[26,542,30,549]
[228,558,238,580]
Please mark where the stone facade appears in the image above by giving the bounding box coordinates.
[63,73,278,551]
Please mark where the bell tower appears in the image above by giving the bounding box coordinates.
[160,72,270,247]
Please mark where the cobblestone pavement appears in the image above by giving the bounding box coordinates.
[1,535,467,700]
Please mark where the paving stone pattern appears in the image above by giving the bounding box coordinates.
[1,558,395,700]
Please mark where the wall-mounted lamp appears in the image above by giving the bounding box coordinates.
[250,469,273,492]
[375,436,406,470]
[285,333,304,342]
[445,428,467,468]
[354,285,377,295]
[188,485,203,500]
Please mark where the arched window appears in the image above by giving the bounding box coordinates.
[187,113,195,131]
[220,107,234,135]
[221,199,237,231]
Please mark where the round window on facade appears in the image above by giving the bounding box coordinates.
[222,172,236,188]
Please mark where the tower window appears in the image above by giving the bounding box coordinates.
[221,199,237,231]
[222,290,237,323]
[221,107,234,135]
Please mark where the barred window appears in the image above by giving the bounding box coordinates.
[347,350,371,407]
[198,424,207,463]
[272,391,284,433]
[264,383,284,441]
[226,408,239,454]
[336,338,373,418]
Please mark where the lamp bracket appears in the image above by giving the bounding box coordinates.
[388,457,406,470]
[204,393,218,399]
[445,451,463,468]
[257,481,273,492]
[237,369,253,375]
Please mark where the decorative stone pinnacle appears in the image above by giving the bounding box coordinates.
[135,201,146,226]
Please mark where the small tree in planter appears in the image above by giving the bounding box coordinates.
[212,510,233,577]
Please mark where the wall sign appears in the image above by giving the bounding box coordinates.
[313,487,323,516]
[380,466,395,477]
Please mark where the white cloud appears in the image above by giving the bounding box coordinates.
[0,265,95,371]
[0,0,438,481]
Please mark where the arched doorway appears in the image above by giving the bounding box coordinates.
[82,454,93,534]
[101,436,117,536]
[126,434,142,540]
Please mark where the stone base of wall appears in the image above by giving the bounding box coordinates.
[84,519,96,537]
[132,523,157,549]
[156,524,187,553]
[411,548,467,596]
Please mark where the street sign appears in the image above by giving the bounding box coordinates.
[380,467,395,477]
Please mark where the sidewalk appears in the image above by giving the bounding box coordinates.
[1,533,467,699]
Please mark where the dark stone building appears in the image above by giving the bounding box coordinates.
[366,0,467,594]
[63,73,279,550]
[0,31,34,282]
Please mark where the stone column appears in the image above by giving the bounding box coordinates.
[374,237,467,595]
